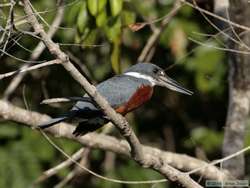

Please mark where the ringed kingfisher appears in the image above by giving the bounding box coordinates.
[39,63,193,136]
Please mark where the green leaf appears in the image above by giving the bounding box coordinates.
[77,1,88,33]
[185,42,225,94]
[88,0,98,16]
[82,29,98,45]
[66,2,81,25]
[0,123,19,138]
[121,10,136,25]
[111,39,121,74]
[104,17,121,42]
[96,9,107,27]
[98,0,107,12]
[184,127,223,153]
[109,0,123,16]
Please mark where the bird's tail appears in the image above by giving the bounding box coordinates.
[38,116,70,129]
[38,110,79,129]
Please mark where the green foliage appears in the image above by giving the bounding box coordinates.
[109,0,123,16]
[111,39,121,73]
[0,124,43,188]
[71,0,134,73]
[118,161,166,188]
[77,1,88,33]
[184,127,223,154]
[88,0,98,16]
[95,160,167,188]
[121,10,136,26]
[160,13,226,95]
[185,42,225,94]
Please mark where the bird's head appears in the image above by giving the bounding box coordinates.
[124,63,193,95]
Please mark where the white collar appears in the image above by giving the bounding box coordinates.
[124,72,156,86]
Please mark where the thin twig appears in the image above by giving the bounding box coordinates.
[137,1,182,62]
[54,148,90,188]
[0,59,60,80]
[187,146,250,175]
[191,0,250,51]
[3,0,65,100]
[189,37,250,54]
[181,0,250,31]
[34,148,84,184]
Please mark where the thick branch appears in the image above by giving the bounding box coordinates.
[21,0,143,164]
[222,0,250,178]
[0,100,230,182]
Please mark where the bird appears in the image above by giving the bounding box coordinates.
[38,63,193,136]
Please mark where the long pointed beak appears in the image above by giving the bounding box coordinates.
[157,75,193,95]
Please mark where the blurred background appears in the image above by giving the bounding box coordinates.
[0,0,249,187]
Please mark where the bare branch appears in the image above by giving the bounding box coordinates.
[34,148,85,184]
[0,59,60,80]
[181,0,250,32]
[3,0,65,100]
[0,99,230,182]
[137,1,182,62]
[54,148,90,188]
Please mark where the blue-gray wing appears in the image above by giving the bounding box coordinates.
[73,75,142,111]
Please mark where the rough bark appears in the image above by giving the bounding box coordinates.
[222,0,250,178]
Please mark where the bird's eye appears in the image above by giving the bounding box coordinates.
[159,71,165,76]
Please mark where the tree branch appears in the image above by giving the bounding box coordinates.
[3,0,65,100]
[0,99,230,182]
[0,59,60,80]
[137,1,182,62]
[222,0,250,178]
[34,148,85,184]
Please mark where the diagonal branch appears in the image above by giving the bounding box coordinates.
[3,0,65,100]
[34,148,85,184]
[21,0,144,164]
[0,59,60,80]
[137,1,182,62]
[21,0,203,187]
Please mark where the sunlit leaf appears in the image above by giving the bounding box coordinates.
[96,8,107,27]
[104,17,121,42]
[109,0,123,16]
[111,39,121,74]
[82,29,98,45]
[122,10,136,26]
[77,1,88,33]
[88,0,98,16]
[98,0,107,12]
